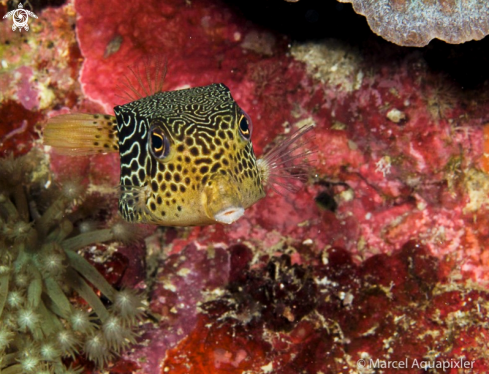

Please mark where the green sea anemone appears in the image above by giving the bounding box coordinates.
[0,149,143,373]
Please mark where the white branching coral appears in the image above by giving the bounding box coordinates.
[0,149,144,373]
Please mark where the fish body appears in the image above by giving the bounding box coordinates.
[44,83,312,226]
[114,83,264,225]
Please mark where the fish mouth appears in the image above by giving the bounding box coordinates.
[213,206,245,224]
[203,173,245,225]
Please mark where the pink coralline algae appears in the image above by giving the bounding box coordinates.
[2,0,489,372]
[336,0,489,47]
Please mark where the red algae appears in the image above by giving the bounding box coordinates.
[162,315,271,374]
[482,123,489,173]
[159,241,489,373]
[0,100,42,155]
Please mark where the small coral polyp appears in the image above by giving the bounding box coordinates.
[0,150,142,373]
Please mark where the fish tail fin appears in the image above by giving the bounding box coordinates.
[43,114,119,156]
[256,125,316,194]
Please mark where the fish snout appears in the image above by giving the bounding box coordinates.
[203,174,244,224]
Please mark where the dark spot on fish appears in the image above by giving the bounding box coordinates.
[170,184,178,192]
[195,158,212,165]
[201,146,211,156]
[211,163,221,173]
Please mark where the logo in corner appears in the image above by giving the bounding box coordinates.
[3,3,38,32]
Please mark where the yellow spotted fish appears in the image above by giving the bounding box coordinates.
[44,83,312,226]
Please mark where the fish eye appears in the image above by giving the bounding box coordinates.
[149,126,170,159]
[238,110,253,141]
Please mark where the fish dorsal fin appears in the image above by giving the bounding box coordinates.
[43,114,119,156]
[117,57,168,103]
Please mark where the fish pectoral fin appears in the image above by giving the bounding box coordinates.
[43,113,119,156]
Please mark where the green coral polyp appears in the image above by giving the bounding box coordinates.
[0,150,143,373]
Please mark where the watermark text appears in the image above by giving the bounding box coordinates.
[357,358,475,371]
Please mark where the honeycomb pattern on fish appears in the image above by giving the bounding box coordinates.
[114,84,264,226]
